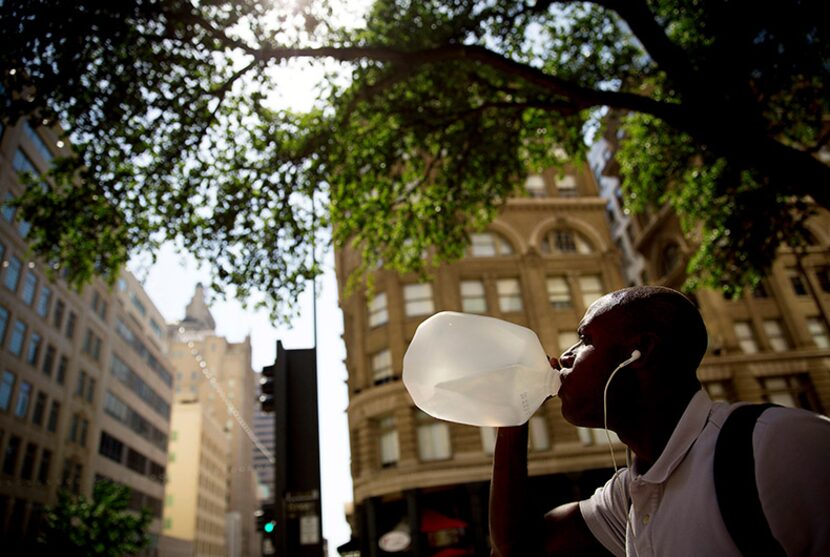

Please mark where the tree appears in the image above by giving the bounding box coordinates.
[38,480,152,556]
[1,0,827,317]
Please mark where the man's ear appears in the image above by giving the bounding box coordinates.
[630,332,659,367]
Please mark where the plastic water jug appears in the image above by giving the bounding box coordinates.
[403,312,561,427]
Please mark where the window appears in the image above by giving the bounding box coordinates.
[32,392,47,426]
[36,286,51,317]
[579,275,605,308]
[752,281,769,299]
[469,232,513,257]
[806,317,830,348]
[42,344,56,377]
[704,380,735,403]
[733,321,759,354]
[0,371,15,411]
[368,292,388,327]
[371,349,393,385]
[90,292,107,321]
[555,175,578,198]
[68,414,89,446]
[75,370,88,398]
[20,443,37,480]
[529,415,550,451]
[2,435,21,475]
[1,193,15,222]
[759,374,821,412]
[99,431,125,464]
[403,283,434,317]
[61,459,82,493]
[0,306,8,344]
[86,377,96,403]
[377,415,399,468]
[416,410,451,461]
[47,401,60,432]
[21,271,37,305]
[480,427,497,455]
[38,449,52,484]
[546,276,571,309]
[787,268,808,296]
[14,381,32,419]
[56,356,68,385]
[816,267,830,294]
[762,319,790,352]
[82,329,102,360]
[130,292,147,316]
[541,228,592,255]
[127,447,147,475]
[9,319,27,356]
[22,121,54,164]
[26,332,42,366]
[524,175,547,198]
[4,255,21,291]
[65,311,76,339]
[460,280,487,313]
[53,299,65,329]
[497,278,523,313]
[149,318,162,338]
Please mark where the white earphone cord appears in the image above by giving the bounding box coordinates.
[603,351,640,472]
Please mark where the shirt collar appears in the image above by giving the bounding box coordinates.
[633,389,713,484]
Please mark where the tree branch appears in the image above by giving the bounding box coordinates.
[256,43,684,123]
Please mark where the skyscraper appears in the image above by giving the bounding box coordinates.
[164,285,259,557]
[0,118,174,554]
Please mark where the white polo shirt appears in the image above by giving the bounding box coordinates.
[579,390,830,556]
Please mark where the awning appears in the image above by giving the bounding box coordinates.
[420,510,468,533]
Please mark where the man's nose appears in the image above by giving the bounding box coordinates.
[559,350,575,368]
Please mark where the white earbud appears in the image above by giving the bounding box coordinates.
[619,349,642,368]
[603,349,642,472]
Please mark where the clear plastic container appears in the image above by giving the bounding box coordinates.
[403,311,561,427]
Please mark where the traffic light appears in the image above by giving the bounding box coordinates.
[257,504,277,538]
[259,363,276,413]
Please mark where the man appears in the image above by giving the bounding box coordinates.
[489,285,830,556]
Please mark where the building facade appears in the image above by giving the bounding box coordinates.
[337,148,830,555]
[591,117,830,422]
[336,163,629,555]
[0,119,174,553]
[164,285,259,557]
[160,399,229,557]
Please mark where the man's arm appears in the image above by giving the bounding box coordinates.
[489,425,615,557]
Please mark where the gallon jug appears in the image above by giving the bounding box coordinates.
[403,312,561,427]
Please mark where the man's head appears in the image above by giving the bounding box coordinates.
[557,286,707,428]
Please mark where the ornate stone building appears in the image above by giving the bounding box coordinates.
[336,162,629,556]
[336,141,830,555]
[590,120,830,420]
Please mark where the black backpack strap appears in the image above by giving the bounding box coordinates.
[714,403,786,557]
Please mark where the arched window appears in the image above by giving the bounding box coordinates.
[524,175,547,198]
[469,232,514,257]
[540,228,592,255]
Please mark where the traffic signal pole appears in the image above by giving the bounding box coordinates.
[270,341,324,557]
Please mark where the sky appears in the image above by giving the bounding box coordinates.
[134,242,353,555]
